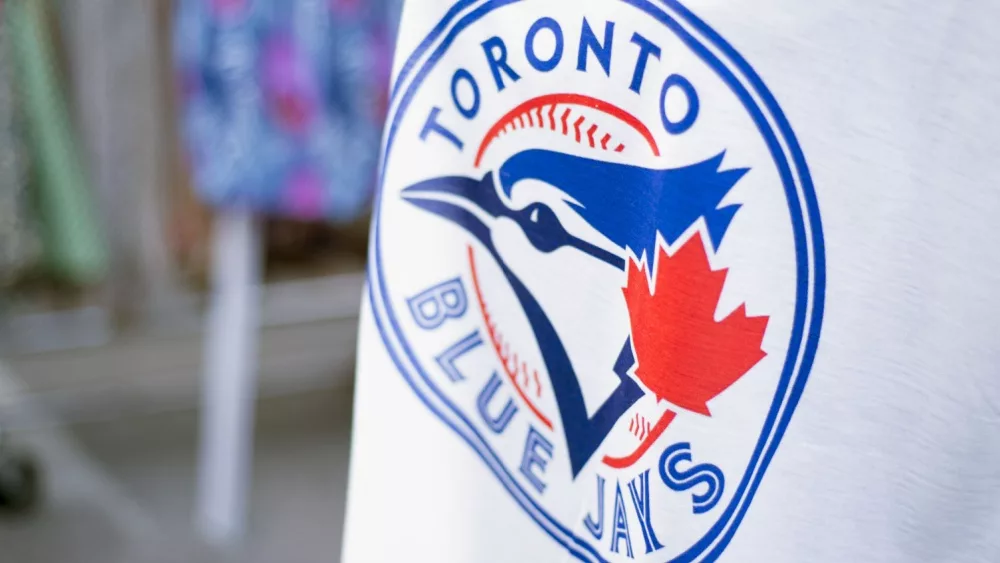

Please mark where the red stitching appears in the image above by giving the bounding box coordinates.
[602,410,678,469]
[601,133,612,150]
[573,116,585,143]
[473,93,661,167]
[468,246,553,430]
[628,413,655,441]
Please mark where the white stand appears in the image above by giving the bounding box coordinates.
[196,209,261,546]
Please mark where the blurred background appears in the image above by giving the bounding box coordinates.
[0,0,399,560]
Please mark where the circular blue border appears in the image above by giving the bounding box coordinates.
[367,1,826,562]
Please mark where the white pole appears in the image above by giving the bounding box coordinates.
[196,208,261,546]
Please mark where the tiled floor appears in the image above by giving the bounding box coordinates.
[0,387,355,563]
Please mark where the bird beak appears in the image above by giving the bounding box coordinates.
[400,174,510,249]
[400,174,504,219]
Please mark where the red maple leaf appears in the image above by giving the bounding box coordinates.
[622,232,769,416]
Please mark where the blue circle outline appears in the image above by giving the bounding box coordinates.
[368,1,826,562]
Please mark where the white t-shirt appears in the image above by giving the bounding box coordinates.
[343,2,1000,561]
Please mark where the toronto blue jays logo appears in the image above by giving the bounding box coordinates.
[369,2,825,562]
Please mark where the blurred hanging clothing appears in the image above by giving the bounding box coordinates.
[173,0,402,222]
[6,0,107,286]
[0,5,38,287]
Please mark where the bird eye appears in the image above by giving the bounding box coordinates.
[530,207,540,223]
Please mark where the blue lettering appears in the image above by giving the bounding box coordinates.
[577,19,614,76]
[583,474,607,540]
[450,68,480,119]
[659,74,699,135]
[476,373,519,433]
[482,36,521,91]
[610,481,634,558]
[407,278,468,330]
[628,32,661,94]
[519,426,553,493]
[435,330,483,382]
[627,470,664,554]
[659,442,725,514]
[420,107,464,150]
[525,17,564,73]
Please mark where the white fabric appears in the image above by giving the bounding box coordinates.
[343,2,1000,561]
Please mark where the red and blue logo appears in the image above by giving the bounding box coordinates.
[369,2,825,561]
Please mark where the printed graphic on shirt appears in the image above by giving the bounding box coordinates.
[368,1,825,561]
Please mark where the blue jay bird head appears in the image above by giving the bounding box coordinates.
[401,149,749,268]
[401,168,624,269]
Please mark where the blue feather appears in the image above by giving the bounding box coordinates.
[498,149,747,260]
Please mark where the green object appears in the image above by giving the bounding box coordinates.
[0,6,40,287]
[6,0,107,285]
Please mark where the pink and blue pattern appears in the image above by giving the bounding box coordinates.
[173,0,400,221]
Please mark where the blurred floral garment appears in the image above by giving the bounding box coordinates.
[173,0,401,221]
